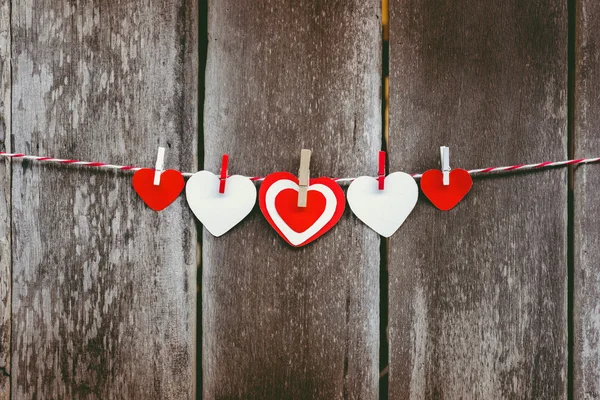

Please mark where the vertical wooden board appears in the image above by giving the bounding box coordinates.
[0,1,9,398]
[11,1,197,399]
[388,0,568,398]
[203,1,381,398]
[574,1,600,398]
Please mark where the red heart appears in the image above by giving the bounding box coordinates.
[259,172,345,247]
[420,168,473,211]
[132,168,185,211]
[274,189,327,232]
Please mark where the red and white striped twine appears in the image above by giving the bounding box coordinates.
[1,152,598,183]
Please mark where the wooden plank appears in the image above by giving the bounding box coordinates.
[0,0,10,398]
[574,1,600,398]
[203,1,381,397]
[388,0,568,397]
[10,2,197,398]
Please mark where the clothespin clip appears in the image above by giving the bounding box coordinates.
[377,151,386,190]
[440,146,450,185]
[153,147,166,186]
[297,149,311,207]
[218,154,229,194]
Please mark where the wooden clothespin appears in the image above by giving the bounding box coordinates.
[377,151,386,190]
[153,147,166,186]
[297,149,311,207]
[440,146,450,185]
[218,154,229,194]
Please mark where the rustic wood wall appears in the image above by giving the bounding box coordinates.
[574,0,600,398]
[0,0,10,398]
[202,1,382,398]
[1,0,599,398]
[388,0,569,398]
[9,1,197,398]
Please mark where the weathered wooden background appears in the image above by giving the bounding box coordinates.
[203,0,381,398]
[0,0,597,399]
[4,1,198,399]
[388,0,569,398]
[574,0,600,399]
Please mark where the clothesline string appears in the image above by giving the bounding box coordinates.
[0,152,598,183]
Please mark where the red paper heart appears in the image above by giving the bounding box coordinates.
[259,172,345,247]
[274,189,327,232]
[420,168,473,211]
[132,168,185,211]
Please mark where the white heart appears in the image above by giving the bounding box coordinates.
[347,172,418,237]
[264,179,338,246]
[185,171,257,237]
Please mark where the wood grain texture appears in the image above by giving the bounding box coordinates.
[10,1,197,398]
[203,1,381,398]
[388,0,568,398]
[574,1,600,398]
[0,1,10,398]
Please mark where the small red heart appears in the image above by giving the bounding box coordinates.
[259,172,345,247]
[132,168,185,211]
[274,189,327,233]
[420,169,472,211]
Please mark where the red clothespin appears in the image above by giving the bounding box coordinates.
[377,151,386,190]
[218,154,229,194]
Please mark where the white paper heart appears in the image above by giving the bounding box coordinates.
[185,171,257,237]
[347,172,418,237]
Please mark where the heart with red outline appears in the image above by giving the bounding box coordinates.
[420,168,472,211]
[259,172,345,247]
[132,168,185,211]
